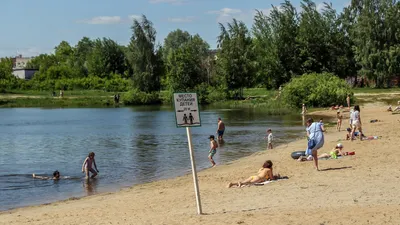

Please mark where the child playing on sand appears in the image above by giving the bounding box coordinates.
[336,111,343,131]
[82,152,99,179]
[298,143,354,161]
[265,129,274,149]
[208,135,218,167]
[227,160,278,188]
[32,170,61,180]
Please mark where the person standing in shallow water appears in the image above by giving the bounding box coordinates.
[306,118,325,171]
[82,152,99,179]
[216,118,225,141]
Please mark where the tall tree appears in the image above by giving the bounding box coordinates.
[87,38,126,78]
[269,1,300,85]
[128,15,163,92]
[165,33,209,92]
[162,29,191,62]
[217,19,255,97]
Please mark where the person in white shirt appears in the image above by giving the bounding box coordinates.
[265,129,274,149]
[350,105,363,141]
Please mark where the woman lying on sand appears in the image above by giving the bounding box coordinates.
[227,160,278,188]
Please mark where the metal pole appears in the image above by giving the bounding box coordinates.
[186,126,202,215]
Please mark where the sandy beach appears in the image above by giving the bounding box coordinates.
[1,104,400,225]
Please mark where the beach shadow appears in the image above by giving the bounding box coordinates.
[320,166,352,172]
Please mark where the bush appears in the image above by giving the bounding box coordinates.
[121,89,161,105]
[282,72,353,108]
[14,75,131,92]
[206,86,228,103]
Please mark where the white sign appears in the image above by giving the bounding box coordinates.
[173,93,201,127]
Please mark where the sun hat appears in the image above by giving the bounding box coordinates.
[336,143,343,148]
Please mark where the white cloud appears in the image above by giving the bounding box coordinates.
[128,14,142,21]
[208,8,244,23]
[77,16,123,25]
[8,47,53,57]
[149,0,186,4]
[167,16,194,23]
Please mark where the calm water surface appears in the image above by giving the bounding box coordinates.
[0,106,309,211]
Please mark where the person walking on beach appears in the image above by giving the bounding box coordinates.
[82,152,99,179]
[208,135,218,167]
[336,111,343,132]
[265,128,274,149]
[346,95,351,109]
[301,104,307,115]
[216,118,225,141]
[306,118,325,171]
[350,105,363,141]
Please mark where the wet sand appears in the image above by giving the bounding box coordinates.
[1,105,400,225]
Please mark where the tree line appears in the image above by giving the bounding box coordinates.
[1,0,400,103]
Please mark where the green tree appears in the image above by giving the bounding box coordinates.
[128,15,163,92]
[165,34,209,92]
[269,1,300,86]
[87,38,126,78]
[162,29,191,62]
[0,58,13,79]
[217,19,255,98]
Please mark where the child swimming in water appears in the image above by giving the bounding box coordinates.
[82,152,99,179]
[32,170,61,180]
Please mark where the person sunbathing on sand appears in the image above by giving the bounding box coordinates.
[227,160,278,188]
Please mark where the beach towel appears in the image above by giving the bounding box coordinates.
[253,176,289,186]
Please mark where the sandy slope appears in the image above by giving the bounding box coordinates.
[1,105,400,225]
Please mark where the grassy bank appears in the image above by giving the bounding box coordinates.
[0,97,116,108]
[2,90,117,97]
[1,87,397,109]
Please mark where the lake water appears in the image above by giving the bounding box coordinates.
[0,106,308,211]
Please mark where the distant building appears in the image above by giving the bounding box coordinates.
[11,55,37,80]
[12,69,37,80]
[12,54,33,69]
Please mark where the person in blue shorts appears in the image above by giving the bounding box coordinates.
[216,118,225,141]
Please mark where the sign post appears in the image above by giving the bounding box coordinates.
[173,93,202,215]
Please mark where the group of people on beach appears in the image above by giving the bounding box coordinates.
[227,99,365,187]
[32,152,99,180]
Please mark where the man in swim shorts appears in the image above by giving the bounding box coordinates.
[216,118,225,141]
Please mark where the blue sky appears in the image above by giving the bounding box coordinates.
[0,0,349,57]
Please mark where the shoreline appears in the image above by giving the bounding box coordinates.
[0,118,309,212]
[1,104,400,224]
